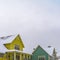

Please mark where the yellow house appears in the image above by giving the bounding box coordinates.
[0,34,31,60]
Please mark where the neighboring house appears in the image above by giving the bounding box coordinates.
[31,45,53,60]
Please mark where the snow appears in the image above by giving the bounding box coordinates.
[0,43,8,53]
[23,48,33,54]
[6,49,32,55]
[44,47,54,56]
[0,34,18,53]
[23,45,54,55]
[6,50,22,53]
[0,34,58,56]
[0,34,17,44]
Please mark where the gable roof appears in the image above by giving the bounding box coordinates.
[32,45,54,56]
[0,34,24,53]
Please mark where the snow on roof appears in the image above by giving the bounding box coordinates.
[44,47,54,56]
[6,49,22,53]
[23,44,54,56]
[0,34,54,56]
[0,34,33,54]
[0,34,18,53]
[23,48,33,54]
[6,49,31,55]
[0,43,8,53]
[0,34,18,44]
[31,45,54,56]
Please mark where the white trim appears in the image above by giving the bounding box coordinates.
[14,52,16,60]
[38,56,46,60]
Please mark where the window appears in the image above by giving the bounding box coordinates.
[38,56,45,60]
[28,56,30,60]
[14,45,20,50]
[7,55,10,60]
[24,55,27,60]
[0,54,4,57]
[12,54,14,60]
[16,55,20,60]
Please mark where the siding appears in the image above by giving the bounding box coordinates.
[32,46,49,60]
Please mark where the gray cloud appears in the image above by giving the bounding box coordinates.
[0,0,60,55]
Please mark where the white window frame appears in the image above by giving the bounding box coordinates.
[38,56,46,60]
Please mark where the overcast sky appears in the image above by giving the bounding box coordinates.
[0,0,60,54]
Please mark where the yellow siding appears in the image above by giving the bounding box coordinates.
[10,36,24,51]
[4,43,10,49]
[5,35,24,51]
[0,57,3,60]
[0,53,7,60]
